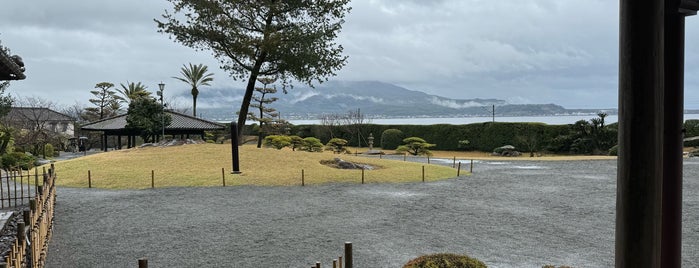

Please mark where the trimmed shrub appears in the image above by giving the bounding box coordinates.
[263,135,291,150]
[403,253,487,268]
[44,143,55,159]
[301,137,323,152]
[396,137,435,156]
[325,138,350,154]
[1,152,36,170]
[381,129,404,150]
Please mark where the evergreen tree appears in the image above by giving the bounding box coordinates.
[156,0,350,141]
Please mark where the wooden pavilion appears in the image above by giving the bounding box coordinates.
[80,110,225,151]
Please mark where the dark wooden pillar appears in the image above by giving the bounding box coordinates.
[117,135,122,150]
[617,1,664,267]
[662,0,694,266]
[100,134,104,151]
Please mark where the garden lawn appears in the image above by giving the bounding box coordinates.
[51,143,460,189]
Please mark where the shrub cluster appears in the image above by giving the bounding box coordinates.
[1,152,36,170]
[403,253,487,268]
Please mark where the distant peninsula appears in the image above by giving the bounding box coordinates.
[190,81,616,121]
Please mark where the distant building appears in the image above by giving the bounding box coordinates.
[3,107,75,138]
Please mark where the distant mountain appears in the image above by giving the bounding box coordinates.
[190,81,604,121]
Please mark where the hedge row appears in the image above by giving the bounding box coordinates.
[289,122,575,152]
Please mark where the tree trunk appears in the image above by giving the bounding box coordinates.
[193,96,197,117]
[257,132,263,148]
[192,88,198,117]
[235,52,267,145]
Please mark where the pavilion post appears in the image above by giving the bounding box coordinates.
[617,1,665,267]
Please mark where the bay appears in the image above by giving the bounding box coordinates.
[288,114,699,126]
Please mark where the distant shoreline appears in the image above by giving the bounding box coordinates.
[286,113,699,126]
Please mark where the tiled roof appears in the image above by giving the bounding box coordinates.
[5,107,74,122]
[0,49,25,81]
[81,110,225,131]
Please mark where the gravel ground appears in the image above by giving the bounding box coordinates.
[45,159,699,268]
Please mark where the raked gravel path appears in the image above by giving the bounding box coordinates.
[45,159,699,267]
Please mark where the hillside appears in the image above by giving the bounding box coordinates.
[188,81,602,121]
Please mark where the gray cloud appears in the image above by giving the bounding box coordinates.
[2,0,699,110]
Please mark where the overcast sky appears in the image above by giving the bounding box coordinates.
[3,0,699,110]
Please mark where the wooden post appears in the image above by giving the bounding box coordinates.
[316,262,321,268]
[344,242,352,268]
[470,159,473,173]
[22,209,29,226]
[452,156,456,168]
[0,171,3,209]
[422,166,425,182]
[34,167,39,195]
[457,162,461,177]
[302,169,305,186]
[151,170,155,188]
[333,259,337,268]
[662,2,689,267]
[19,171,23,205]
[138,258,148,268]
[617,1,665,266]
[16,222,24,245]
[88,170,92,188]
[222,168,226,187]
[12,171,16,207]
[338,257,343,268]
[361,169,365,184]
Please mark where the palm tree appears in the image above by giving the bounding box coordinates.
[173,63,214,117]
[116,81,151,103]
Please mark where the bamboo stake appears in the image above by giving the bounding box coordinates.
[222,168,226,187]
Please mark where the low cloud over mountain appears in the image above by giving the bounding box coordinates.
[190,81,589,121]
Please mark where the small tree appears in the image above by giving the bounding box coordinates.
[0,82,15,155]
[289,135,303,151]
[125,98,171,143]
[263,135,291,150]
[301,137,323,152]
[156,0,351,142]
[396,137,436,156]
[325,138,349,154]
[249,77,279,148]
[86,82,123,119]
[381,129,404,150]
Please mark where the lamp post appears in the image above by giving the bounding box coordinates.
[158,82,165,142]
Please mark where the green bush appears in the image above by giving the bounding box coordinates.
[1,152,36,170]
[289,135,303,151]
[396,137,436,156]
[403,253,487,268]
[381,128,404,150]
[608,144,619,156]
[263,135,291,150]
[301,137,323,152]
[44,143,55,159]
[325,138,350,154]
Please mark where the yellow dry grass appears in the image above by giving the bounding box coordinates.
[51,144,460,189]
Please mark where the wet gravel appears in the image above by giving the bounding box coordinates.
[45,159,699,267]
